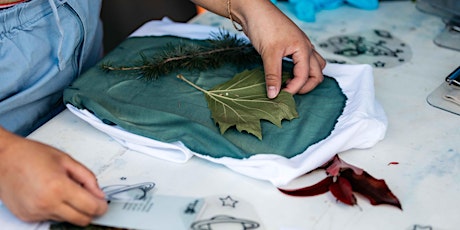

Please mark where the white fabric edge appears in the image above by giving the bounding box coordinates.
[67,105,194,164]
[130,17,248,41]
[67,19,387,186]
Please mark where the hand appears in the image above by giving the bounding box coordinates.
[0,128,108,226]
[237,0,326,98]
[191,0,325,98]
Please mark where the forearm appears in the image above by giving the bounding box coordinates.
[0,0,20,4]
[191,0,281,32]
[0,126,19,200]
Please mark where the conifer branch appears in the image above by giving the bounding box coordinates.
[101,30,262,79]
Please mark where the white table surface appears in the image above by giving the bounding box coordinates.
[2,1,460,230]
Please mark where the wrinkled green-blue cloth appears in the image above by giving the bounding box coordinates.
[64,36,347,159]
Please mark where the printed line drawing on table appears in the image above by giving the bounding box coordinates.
[185,199,201,214]
[191,215,260,230]
[101,181,156,202]
[412,224,433,230]
[220,195,239,208]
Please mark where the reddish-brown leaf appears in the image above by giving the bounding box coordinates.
[341,169,402,210]
[329,177,357,206]
[278,155,402,210]
[278,177,333,197]
[326,155,363,176]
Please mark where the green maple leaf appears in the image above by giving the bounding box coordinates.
[178,68,298,140]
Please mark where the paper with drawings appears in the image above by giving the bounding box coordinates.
[93,195,205,230]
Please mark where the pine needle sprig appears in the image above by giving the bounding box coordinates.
[100,30,262,79]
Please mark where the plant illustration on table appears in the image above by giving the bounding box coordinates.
[178,68,298,140]
[279,155,402,209]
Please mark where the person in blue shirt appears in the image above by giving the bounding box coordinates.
[0,0,325,226]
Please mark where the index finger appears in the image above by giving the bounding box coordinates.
[63,180,108,217]
[62,156,106,199]
[282,49,310,95]
[288,49,325,94]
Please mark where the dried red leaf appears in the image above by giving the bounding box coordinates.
[277,155,402,210]
[326,155,363,176]
[329,176,357,206]
[278,177,333,197]
[341,169,402,210]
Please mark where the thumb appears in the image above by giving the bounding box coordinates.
[262,53,283,99]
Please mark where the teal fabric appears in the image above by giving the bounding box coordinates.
[64,36,347,159]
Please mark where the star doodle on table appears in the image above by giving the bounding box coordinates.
[220,195,238,208]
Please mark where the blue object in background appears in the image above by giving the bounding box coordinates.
[292,1,317,22]
[347,0,379,9]
[278,0,379,22]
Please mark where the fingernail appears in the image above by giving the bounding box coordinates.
[267,86,277,99]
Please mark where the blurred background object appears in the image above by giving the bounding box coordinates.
[100,0,198,53]
[416,0,460,51]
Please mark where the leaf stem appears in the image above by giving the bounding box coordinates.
[177,74,209,95]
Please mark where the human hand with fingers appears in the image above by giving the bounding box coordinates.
[235,0,326,99]
[0,128,108,226]
[193,0,326,99]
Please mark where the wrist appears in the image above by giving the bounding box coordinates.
[192,0,276,32]
[0,127,17,156]
[226,0,280,32]
[226,0,244,31]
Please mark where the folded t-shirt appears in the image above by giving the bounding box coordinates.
[64,20,387,186]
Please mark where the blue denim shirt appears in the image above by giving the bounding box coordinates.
[0,0,103,135]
